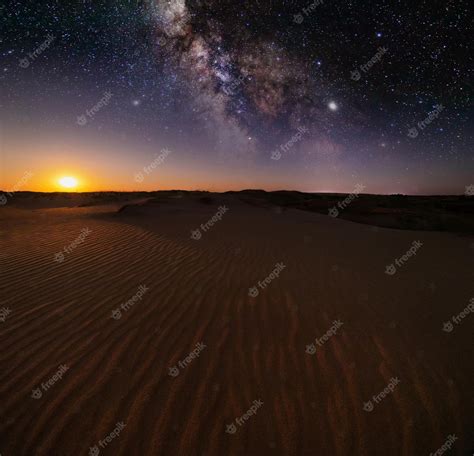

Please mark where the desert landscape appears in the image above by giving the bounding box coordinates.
[4,0,473,453]
[1,191,473,455]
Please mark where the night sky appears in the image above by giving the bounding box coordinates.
[1,0,473,194]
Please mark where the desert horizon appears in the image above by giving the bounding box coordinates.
[2,189,474,196]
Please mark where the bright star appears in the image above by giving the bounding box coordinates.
[328,101,338,111]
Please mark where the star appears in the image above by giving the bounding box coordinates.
[328,101,338,111]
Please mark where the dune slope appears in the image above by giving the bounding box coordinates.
[0,195,473,455]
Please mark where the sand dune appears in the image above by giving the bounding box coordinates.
[0,194,473,455]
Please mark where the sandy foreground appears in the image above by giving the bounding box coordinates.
[0,194,473,455]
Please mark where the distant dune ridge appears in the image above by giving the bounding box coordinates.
[0,191,473,455]
[1,189,473,232]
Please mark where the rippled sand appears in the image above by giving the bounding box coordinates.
[1,194,473,455]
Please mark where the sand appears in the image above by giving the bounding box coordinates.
[0,193,473,455]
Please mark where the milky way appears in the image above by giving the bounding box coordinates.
[147,0,359,161]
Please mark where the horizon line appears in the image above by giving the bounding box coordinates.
[0,189,470,197]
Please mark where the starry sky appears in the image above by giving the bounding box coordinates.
[1,0,473,193]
